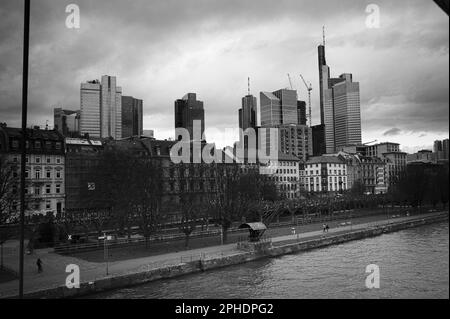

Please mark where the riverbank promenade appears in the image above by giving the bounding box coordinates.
[0,211,447,298]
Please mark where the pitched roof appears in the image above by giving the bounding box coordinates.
[307,156,344,164]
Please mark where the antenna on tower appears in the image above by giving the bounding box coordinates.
[248,77,251,96]
[322,25,326,47]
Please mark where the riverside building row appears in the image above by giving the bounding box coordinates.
[1,121,422,220]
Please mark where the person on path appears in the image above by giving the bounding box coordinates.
[36,258,43,273]
[323,224,326,233]
[325,224,330,233]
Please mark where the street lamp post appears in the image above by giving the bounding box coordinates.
[19,0,31,299]
[100,233,110,276]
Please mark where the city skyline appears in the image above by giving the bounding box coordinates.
[0,0,448,152]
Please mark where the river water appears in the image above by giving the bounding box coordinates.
[92,222,449,299]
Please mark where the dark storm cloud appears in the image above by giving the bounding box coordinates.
[0,0,448,149]
[383,128,402,136]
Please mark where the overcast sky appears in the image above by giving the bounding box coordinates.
[0,0,448,152]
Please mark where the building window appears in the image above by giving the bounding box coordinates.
[46,170,51,178]
[34,187,40,195]
[36,157,41,164]
[56,184,61,194]
[56,157,61,164]
[12,140,19,149]
[35,170,41,179]
[56,171,61,179]
[46,201,51,210]
[55,142,61,150]
[45,184,51,194]
[35,141,41,149]
[46,157,51,164]
[25,170,29,178]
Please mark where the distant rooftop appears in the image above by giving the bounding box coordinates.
[307,156,344,164]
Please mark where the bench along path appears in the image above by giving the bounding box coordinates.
[0,211,446,298]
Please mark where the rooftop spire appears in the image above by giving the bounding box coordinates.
[322,25,326,47]
[248,77,251,96]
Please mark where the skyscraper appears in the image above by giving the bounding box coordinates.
[54,108,80,137]
[121,96,143,138]
[174,93,205,141]
[318,44,345,154]
[260,88,312,161]
[333,73,362,149]
[297,100,307,125]
[434,138,449,160]
[312,124,326,156]
[238,95,257,131]
[80,75,122,139]
[260,89,298,127]
[317,36,361,154]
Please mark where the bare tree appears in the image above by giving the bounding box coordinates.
[207,164,241,244]
[178,193,205,248]
[0,155,18,268]
[130,158,164,248]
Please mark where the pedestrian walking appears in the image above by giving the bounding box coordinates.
[36,258,43,273]
[326,224,330,233]
[323,224,326,233]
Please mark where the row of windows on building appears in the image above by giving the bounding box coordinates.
[306,169,346,176]
[306,183,348,192]
[12,168,63,180]
[11,139,63,150]
[11,200,62,212]
[306,163,344,168]
[25,184,63,195]
[270,176,298,182]
[279,184,298,191]
[12,155,63,164]
[306,177,347,184]
[12,183,62,195]
[276,168,297,174]
[23,169,64,180]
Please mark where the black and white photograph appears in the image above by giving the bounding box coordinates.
[0,0,448,310]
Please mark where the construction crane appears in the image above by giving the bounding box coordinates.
[300,74,313,127]
[287,73,294,90]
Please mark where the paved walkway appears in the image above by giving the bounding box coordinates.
[0,211,446,298]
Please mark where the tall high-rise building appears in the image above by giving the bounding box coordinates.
[174,93,205,141]
[333,73,362,149]
[80,75,122,139]
[54,108,80,137]
[318,43,342,154]
[443,139,449,160]
[260,89,312,161]
[278,124,312,162]
[260,89,298,127]
[434,138,449,160]
[297,101,307,125]
[434,140,443,153]
[121,96,143,138]
[312,124,326,156]
[238,95,257,131]
[317,39,361,154]
[238,94,258,158]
